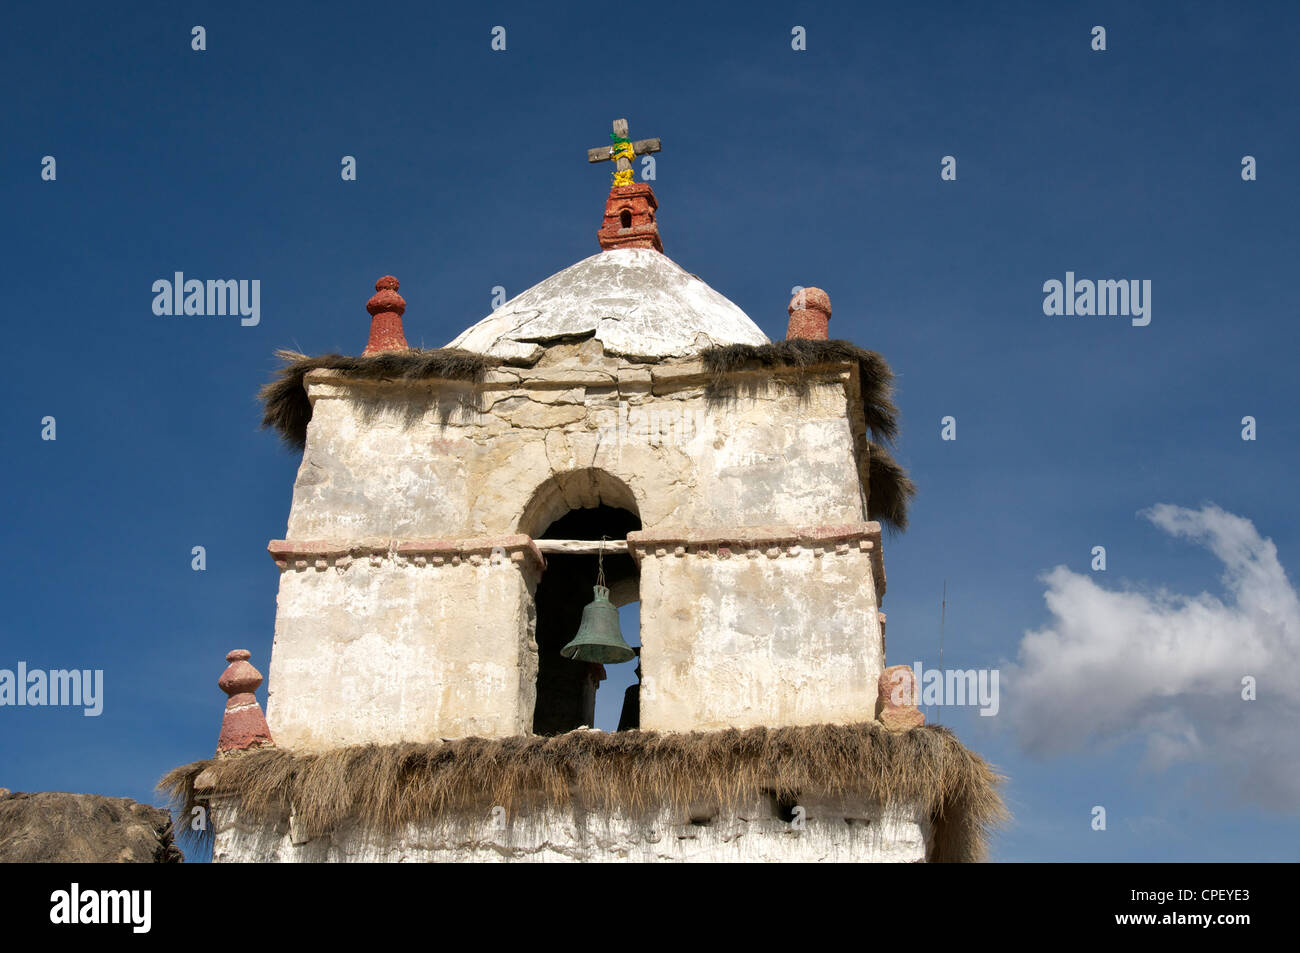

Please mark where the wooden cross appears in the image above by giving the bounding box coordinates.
[587,118,660,185]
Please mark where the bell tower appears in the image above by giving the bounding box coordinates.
[169,117,1004,865]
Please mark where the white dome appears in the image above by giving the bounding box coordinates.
[447,248,769,363]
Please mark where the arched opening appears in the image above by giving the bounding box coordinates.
[516,468,639,541]
[531,504,641,735]
[619,209,632,229]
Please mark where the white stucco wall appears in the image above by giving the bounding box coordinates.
[636,535,884,732]
[261,355,881,745]
[265,548,540,749]
[283,359,868,539]
[210,793,929,863]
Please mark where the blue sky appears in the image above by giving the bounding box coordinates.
[2,1,1297,861]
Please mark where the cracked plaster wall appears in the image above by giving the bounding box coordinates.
[210,792,929,863]
[284,349,867,539]
[640,545,883,731]
[264,553,540,750]
[264,349,880,746]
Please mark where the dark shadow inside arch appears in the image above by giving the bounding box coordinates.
[532,504,641,736]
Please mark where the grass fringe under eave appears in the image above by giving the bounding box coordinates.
[159,722,1005,863]
[701,339,900,444]
[258,348,495,450]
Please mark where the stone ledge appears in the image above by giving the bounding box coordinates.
[628,522,885,600]
[301,358,858,399]
[268,534,546,573]
[165,721,1001,862]
[301,367,480,393]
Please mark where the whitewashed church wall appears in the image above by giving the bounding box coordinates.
[264,554,539,749]
[210,794,929,863]
[638,543,884,732]
[283,369,867,540]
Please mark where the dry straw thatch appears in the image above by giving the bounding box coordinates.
[867,440,917,532]
[701,339,900,444]
[702,340,914,531]
[160,722,1005,862]
[0,791,183,863]
[258,339,915,529]
[259,348,494,450]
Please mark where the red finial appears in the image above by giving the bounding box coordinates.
[216,649,275,756]
[363,275,410,355]
[597,184,663,253]
[876,665,925,732]
[786,287,831,340]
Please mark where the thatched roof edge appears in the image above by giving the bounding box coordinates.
[867,441,917,532]
[258,348,496,451]
[700,339,900,443]
[160,722,1004,862]
[700,340,913,531]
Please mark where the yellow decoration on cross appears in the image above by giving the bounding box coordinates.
[609,139,636,186]
[586,118,662,189]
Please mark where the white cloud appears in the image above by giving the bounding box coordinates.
[1004,504,1300,811]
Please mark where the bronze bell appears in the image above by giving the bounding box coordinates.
[561,584,635,663]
